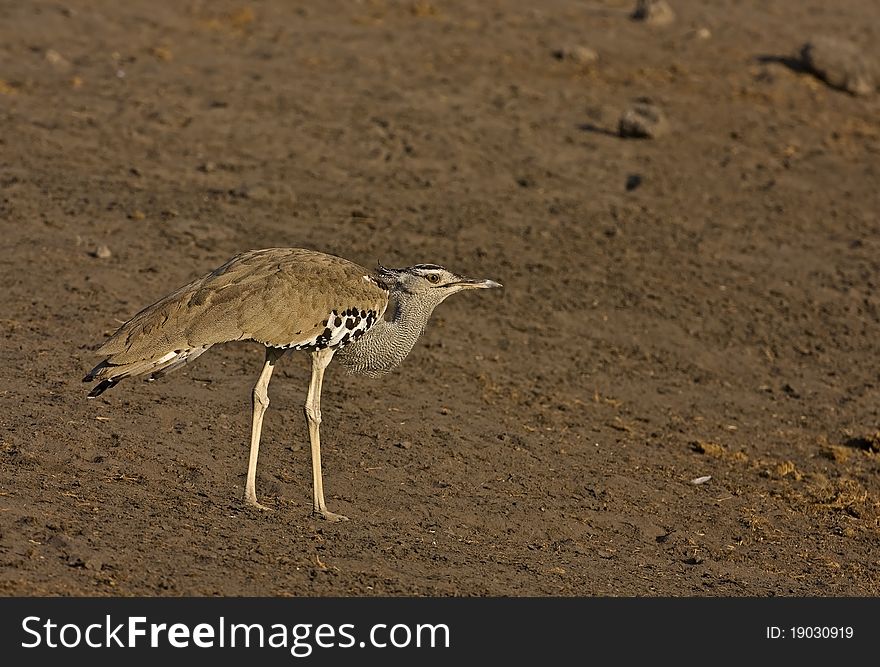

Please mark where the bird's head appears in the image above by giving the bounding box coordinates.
[377,263,502,306]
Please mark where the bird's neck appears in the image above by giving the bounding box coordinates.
[335,290,436,377]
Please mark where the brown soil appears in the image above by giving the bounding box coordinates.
[1,0,879,596]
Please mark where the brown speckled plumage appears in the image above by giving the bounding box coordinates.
[85,248,387,390]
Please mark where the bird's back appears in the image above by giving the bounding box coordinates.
[87,248,389,388]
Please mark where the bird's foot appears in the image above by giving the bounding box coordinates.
[315,508,349,522]
[244,497,273,511]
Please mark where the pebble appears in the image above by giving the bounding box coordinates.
[92,244,112,259]
[801,36,876,96]
[231,183,269,200]
[631,0,675,27]
[45,49,71,70]
[150,46,173,62]
[552,45,599,66]
[618,102,670,139]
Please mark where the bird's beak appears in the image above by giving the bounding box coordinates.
[450,277,503,290]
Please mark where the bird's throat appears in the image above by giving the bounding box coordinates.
[335,291,434,378]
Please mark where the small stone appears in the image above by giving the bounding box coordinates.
[236,183,270,201]
[92,245,112,259]
[67,554,103,571]
[150,46,173,62]
[618,102,670,139]
[782,382,800,398]
[691,441,725,457]
[45,49,71,70]
[695,27,711,40]
[801,36,876,96]
[552,45,599,66]
[822,445,850,463]
[631,0,675,27]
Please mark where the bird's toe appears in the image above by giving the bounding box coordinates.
[244,498,273,512]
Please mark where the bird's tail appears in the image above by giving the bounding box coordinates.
[84,377,120,398]
[83,345,211,398]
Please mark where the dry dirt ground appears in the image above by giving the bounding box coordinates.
[1,0,879,596]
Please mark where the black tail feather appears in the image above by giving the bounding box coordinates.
[83,359,113,383]
[87,379,120,398]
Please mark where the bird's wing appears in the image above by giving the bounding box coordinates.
[95,248,388,365]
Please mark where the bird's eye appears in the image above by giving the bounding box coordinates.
[427,274,441,284]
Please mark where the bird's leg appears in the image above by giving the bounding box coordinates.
[244,347,285,510]
[305,348,347,521]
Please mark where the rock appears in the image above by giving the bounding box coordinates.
[618,102,669,139]
[45,49,71,70]
[631,0,675,27]
[552,45,599,66]
[92,244,112,259]
[801,36,876,96]
[149,46,173,62]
